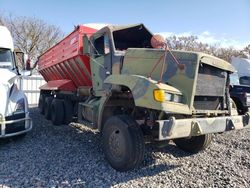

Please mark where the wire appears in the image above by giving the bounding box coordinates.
[148,41,184,83]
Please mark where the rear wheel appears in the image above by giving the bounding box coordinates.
[173,134,212,153]
[38,93,46,114]
[44,97,53,120]
[51,99,65,125]
[63,100,73,124]
[102,115,145,171]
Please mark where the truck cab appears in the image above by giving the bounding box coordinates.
[0,26,32,138]
[230,72,250,114]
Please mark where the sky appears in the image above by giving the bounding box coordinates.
[0,0,250,49]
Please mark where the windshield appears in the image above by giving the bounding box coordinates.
[0,48,13,68]
[112,25,153,51]
[230,72,240,85]
[240,76,250,86]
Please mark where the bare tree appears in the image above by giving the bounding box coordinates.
[166,35,248,62]
[243,44,250,57]
[2,15,64,61]
[0,14,5,25]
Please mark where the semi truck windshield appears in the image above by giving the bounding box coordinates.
[0,48,13,68]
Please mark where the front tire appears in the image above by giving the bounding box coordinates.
[102,115,145,172]
[173,134,212,153]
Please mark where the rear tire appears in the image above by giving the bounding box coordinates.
[102,115,145,171]
[173,134,212,153]
[38,93,46,114]
[51,99,65,126]
[63,100,73,124]
[44,97,53,120]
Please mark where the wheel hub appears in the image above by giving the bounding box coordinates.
[109,129,125,158]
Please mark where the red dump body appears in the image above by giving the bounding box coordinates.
[38,25,97,91]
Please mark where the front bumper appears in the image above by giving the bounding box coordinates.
[157,113,250,140]
[0,113,32,138]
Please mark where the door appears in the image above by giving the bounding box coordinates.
[90,33,112,96]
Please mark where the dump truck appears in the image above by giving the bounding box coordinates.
[37,24,250,171]
[0,26,32,138]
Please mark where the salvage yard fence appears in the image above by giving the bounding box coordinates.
[18,73,45,107]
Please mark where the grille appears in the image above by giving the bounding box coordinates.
[246,95,250,106]
[194,64,226,110]
[194,96,221,110]
[5,113,26,134]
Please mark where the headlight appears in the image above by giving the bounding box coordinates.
[173,94,182,103]
[154,90,182,103]
[165,93,172,101]
[154,90,165,102]
[14,98,25,114]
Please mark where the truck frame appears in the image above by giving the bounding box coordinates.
[38,24,250,171]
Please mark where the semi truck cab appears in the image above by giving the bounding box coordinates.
[0,26,32,138]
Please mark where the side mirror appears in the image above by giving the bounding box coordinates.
[83,35,90,55]
[15,51,31,71]
[23,54,31,71]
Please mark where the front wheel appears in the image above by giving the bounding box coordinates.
[173,134,212,153]
[101,115,145,172]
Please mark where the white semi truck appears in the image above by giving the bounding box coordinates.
[0,25,32,138]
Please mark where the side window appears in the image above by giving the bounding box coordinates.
[104,35,110,54]
[15,52,25,70]
[94,34,110,56]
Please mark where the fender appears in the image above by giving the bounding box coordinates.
[104,74,191,114]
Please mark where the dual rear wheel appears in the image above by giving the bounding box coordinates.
[39,93,73,125]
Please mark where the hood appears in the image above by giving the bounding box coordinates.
[0,68,18,85]
[230,84,250,93]
[231,57,250,77]
[0,82,10,117]
[122,48,199,107]
[200,54,235,72]
[0,69,17,117]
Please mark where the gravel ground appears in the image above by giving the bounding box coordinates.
[0,107,249,188]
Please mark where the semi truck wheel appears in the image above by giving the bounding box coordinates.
[38,93,46,114]
[51,99,65,125]
[44,97,53,120]
[101,115,145,171]
[173,134,212,153]
[63,100,73,124]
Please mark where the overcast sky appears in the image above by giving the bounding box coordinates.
[1,0,250,49]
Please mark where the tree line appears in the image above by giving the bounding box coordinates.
[0,14,249,63]
[166,35,250,62]
[0,15,64,62]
